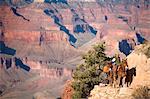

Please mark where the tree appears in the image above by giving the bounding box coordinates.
[72,43,110,99]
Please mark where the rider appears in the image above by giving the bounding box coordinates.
[111,54,121,87]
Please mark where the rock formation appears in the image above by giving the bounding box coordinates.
[127,42,150,88]
[89,43,150,99]
[0,0,150,98]
[61,80,74,99]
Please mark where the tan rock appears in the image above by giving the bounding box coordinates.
[127,43,150,88]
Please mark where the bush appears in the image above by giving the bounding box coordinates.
[132,86,150,99]
[72,43,110,99]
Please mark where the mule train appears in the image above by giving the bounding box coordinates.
[103,57,136,88]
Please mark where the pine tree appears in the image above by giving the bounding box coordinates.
[72,43,110,99]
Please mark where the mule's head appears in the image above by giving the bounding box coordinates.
[121,59,129,71]
[108,62,113,68]
[131,67,136,76]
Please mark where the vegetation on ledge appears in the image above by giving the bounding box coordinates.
[71,43,111,99]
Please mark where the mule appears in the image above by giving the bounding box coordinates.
[117,59,128,87]
[125,67,136,87]
[103,62,119,87]
[112,63,118,88]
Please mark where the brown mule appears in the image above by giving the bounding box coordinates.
[117,59,128,87]
[103,62,119,87]
[112,64,118,88]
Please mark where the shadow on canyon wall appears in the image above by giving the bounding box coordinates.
[0,41,30,71]
[119,33,146,56]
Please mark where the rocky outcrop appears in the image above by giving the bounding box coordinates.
[127,43,150,88]
[89,43,150,99]
[61,80,74,99]
[89,85,134,99]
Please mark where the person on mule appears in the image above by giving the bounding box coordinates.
[103,54,121,87]
[111,54,121,88]
[111,57,118,88]
[103,62,113,86]
[117,59,129,87]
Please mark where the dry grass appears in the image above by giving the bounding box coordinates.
[134,42,150,58]
[145,47,150,58]
[132,86,150,99]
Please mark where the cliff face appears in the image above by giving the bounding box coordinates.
[1,1,150,46]
[26,60,73,79]
[127,43,150,88]
[0,2,150,58]
[0,5,67,42]
[0,59,73,99]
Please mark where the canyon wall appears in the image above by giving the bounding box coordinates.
[0,60,73,99]
[0,1,150,66]
[1,2,149,44]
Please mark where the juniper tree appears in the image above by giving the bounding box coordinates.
[72,43,110,99]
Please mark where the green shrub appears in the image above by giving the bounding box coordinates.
[72,43,110,99]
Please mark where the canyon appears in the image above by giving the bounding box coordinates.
[0,0,150,99]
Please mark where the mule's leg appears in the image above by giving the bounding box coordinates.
[109,76,113,86]
[120,77,122,87]
[113,80,116,88]
[129,81,132,86]
[111,76,114,86]
[125,77,128,87]
[122,77,126,87]
[109,71,113,86]
[117,76,120,87]
[112,75,115,88]
[113,75,117,88]
[127,82,129,87]
[117,76,122,88]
